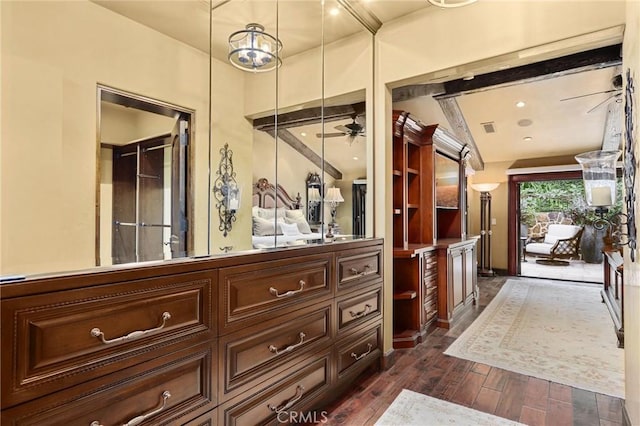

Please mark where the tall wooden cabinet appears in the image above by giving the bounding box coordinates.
[392,111,478,348]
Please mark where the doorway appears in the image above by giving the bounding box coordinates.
[98,86,193,266]
[508,170,610,283]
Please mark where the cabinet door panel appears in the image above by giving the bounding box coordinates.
[463,246,476,301]
[450,248,464,309]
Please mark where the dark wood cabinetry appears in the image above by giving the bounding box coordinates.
[1,239,383,425]
[392,111,477,347]
[603,250,624,348]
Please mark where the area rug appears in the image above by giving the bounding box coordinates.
[375,389,523,425]
[444,278,624,398]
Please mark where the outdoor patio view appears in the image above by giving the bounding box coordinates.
[519,178,623,282]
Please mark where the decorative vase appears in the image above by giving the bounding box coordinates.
[580,224,605,264]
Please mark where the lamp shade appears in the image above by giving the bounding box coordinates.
[308,187,321,203]
[575,150,620,207]
[324,187,344,203]
[470,182,500,193]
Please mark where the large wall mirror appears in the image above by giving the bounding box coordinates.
[0,0,374,277]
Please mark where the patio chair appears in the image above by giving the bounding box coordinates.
[525,224,584,261]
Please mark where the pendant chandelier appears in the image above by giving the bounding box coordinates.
[228,23,282,72]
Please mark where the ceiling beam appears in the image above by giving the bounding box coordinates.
[601,101,623,151]
[392,83,445,103]
[437,97,484,171]
[438,44,622,98]
[266,129,343,180]
[253,102,365,132]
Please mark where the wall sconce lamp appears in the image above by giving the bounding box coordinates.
[471,182,500,276]
[575,150,636,259]
[324,187,344,239]
[213,143,241,237]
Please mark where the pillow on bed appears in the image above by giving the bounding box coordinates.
[253,206,285,220]
[280,222,300,236]
[253,216,284,236]
[282,209,312,234]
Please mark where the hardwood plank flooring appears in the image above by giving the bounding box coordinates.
[321,276,624,425]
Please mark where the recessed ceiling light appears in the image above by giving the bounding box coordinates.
[523,136,533,142]
[300,132,307,137]
[462,73,475,81]
[353,156,359,160]
[517,119,533,127]
[329,7,340,15]
[516,101,526,108]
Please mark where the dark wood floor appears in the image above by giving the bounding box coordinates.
[322,275,624,426]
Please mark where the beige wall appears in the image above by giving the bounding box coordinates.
[375,1,626,352]
[0,1,211,274]
[623,0,640,422]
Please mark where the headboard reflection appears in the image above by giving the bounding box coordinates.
[252,178,302,210]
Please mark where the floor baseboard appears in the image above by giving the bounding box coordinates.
[623,401,632,426]
[382,348,396,370]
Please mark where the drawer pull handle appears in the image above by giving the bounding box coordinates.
[351,343,373,361]
[350,264,371,276]
[268,385,305,414]
[269,280,305,298]
[349,304,372,319]
[90,312,171,345]
[89,391,170,426]
[269,332,306,355]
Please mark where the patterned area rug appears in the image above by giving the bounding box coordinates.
[444,278,624,398]
[375,389,524,425]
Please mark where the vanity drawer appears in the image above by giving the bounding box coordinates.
[1,340,217,426]
[336,324,382,380]
[336,286,382,335]
[219,302,332,400]
[219,254,331,333]
[1,270,215,408]
[336,246,382,292]
[219,354,331,426]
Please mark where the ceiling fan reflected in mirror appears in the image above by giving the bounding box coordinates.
[560,74,623,114]
[316,115,366,144]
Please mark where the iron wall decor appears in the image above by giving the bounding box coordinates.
[213,143,240,237]
[623,68,637,261]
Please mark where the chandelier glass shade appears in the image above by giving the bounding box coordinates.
[228,23,282,72]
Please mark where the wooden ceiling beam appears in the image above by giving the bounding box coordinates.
[253,102,365,132]
[265,129,343,180]
[438,44,622,98]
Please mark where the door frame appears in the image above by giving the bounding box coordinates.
[507,170,583,275]
[96,84,196,266]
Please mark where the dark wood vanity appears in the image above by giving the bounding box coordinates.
[1,239,383,425]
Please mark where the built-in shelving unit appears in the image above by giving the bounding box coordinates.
[391,110,477,348]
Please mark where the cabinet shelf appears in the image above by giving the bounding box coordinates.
[407,167,420,175]
[393,290,417,300]
[407,204,420,209]
[393,170,402,177]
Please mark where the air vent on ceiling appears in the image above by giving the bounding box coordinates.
[481,122,496,133]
